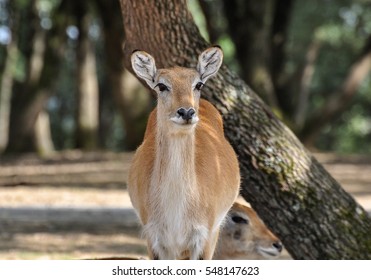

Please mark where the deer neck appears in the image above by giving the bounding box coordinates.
[152,111,197,189]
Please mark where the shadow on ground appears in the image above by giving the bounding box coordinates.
[0,151,370,259]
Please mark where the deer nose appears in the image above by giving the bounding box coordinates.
[272,241,283,252]
[177,108,196,121]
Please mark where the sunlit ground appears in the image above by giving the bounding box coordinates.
[0,152,370,259]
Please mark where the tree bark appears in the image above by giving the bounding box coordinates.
[120,0,371,259]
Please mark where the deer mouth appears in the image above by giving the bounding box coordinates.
[170,116,199,126]
[257,247,281,259]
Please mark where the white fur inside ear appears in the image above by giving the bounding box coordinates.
[197,47,223,82]
[131,51,157,87]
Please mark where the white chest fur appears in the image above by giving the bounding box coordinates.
[143,134,208,259]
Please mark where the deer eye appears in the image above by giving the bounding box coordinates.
[231,215,248,224]
[156,83,169,92]
[195,82,204,91]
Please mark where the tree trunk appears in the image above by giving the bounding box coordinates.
[270,0,294,115]
[34,108,55,157]
[198,0,223,44]
[222,0,278,109]
[270,0,293,81]
[120,0,371,259]
[5,0,48,153]
[5,0,66,154]
[75,2,99,150]
[0,41,16,153]
[96,0,152,150]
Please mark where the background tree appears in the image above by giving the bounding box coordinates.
[0,31,16,152]
[95,0,152,150]
[119,0,371,259]
[3,0,67,154]
[73,1,99,150]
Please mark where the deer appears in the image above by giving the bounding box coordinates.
[128,47,240,260]
[94,202,283,260]
[214,202,283,260]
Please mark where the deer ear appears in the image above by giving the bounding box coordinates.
[131,50,157,87]
[197,46,223,82]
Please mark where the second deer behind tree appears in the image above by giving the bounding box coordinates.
[128,47,240,260]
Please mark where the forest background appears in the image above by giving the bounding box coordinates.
[1,0,370,156]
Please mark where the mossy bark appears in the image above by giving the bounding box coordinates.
[119,0,371,259]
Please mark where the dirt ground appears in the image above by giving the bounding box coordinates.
[0,151,370,259]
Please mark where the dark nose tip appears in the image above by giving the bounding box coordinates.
[272,241,283,252]
[177,108,195,121]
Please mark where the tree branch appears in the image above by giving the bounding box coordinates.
[294,40,322,129]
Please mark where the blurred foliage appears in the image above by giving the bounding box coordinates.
[287,1,369,100]
[190,0,371,154]
[291,0,371,152]
[188,0,209,41]
[0,0,370,153]
[317,76,371,153]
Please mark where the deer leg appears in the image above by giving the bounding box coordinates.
[188,225,208,260]
[200,229,220,260]
[147,240,160,260]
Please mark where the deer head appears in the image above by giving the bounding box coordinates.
[131,47,223,133]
